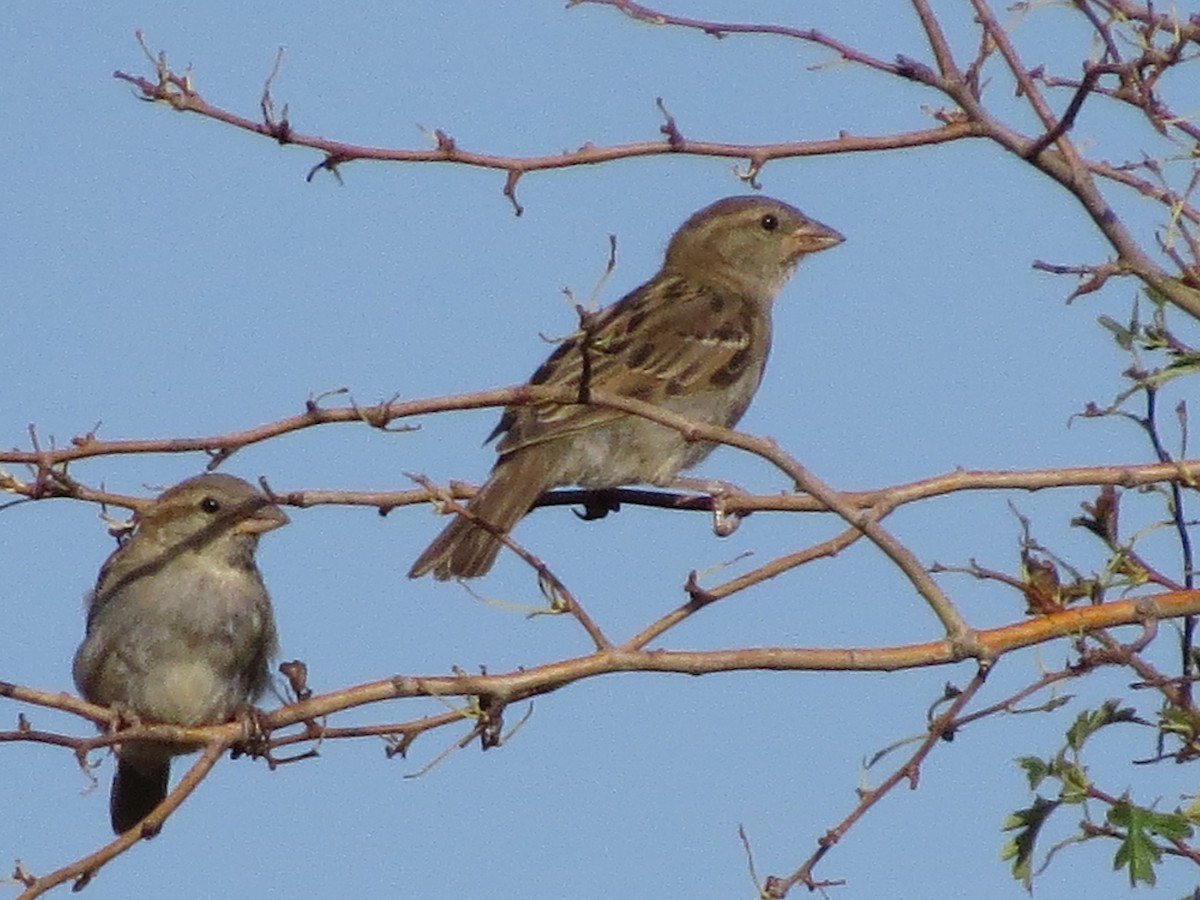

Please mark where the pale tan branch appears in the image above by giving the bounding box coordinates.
[7,591,1200,748]
[9,589,1200,894]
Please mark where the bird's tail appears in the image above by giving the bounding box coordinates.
[111,754,170,834]
[408,456,548,580]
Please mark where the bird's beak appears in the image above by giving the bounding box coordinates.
[787,219,845,256]
[232,504,290,535]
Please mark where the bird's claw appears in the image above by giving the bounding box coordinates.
[231,706,272,760]
[574,490,621,521]
[697,479,749,537]
[712,503,742,537]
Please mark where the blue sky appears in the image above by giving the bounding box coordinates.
[4,3,1198,898]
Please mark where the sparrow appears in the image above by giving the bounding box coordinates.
[72,473,288,833]
[408,195,843,580]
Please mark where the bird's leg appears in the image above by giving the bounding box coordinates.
[669,476,751,537]
[101,700,145,736]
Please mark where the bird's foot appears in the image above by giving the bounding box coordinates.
[230,706,272,761]
[574,489,622,521]
[670,476,751,537]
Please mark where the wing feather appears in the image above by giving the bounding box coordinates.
[492,273,762,456]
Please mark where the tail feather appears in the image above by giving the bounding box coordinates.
[111,755,170,834]
[408,456,551,580]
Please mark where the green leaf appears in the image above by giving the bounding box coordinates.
[1057,759,1090,804]
[1107,799,1194,887]
[1158,705,1199,741]
[1017,755,1050,791]
[1066,700,1139,751]
[1179,796,1200,825]
[1141,285,1168,308]
[1098,315,1134,350]
[1002,796,1060,890]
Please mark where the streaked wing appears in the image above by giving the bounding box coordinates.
[492,273,761,455]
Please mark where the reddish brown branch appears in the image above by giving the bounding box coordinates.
[570,0,904,75]
[408,473,611,650]
[15,744,225,898]
[6,393,1200,531]
[766,667,989,895]
[111,60,977,198]
[30,385,1200,645]
[566,1,1200,317]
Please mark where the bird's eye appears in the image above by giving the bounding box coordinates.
[759,213,779,231]
[200,496,222,514]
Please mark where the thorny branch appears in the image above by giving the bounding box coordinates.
[10,0,1200,893]
[113,2,1200,309]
